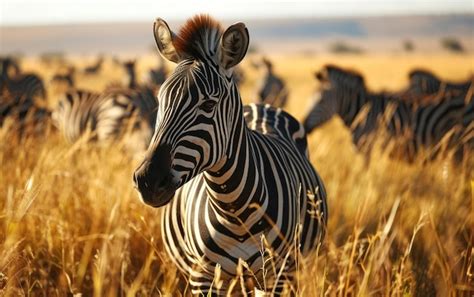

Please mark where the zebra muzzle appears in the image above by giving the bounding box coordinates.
[133,144,177,207]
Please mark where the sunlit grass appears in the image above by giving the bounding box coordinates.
[1,53,473,296]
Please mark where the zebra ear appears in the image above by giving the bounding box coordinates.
[153,18,180,64]
[219,22,249,69]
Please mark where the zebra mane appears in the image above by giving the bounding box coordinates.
[321,64,366,91]
[174,14,223,60]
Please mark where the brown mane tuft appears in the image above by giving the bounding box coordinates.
[174,14,223,59]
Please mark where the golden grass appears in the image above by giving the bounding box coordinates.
[1,53,473,296]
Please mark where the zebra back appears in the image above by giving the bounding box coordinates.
[408,69,473,96]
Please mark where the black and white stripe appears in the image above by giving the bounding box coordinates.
[52,60,158,150]
[1,57,48,127]
[303,65,470,159]
[408,69,473,96]
[407,69,473,161]
[133,15,327,295]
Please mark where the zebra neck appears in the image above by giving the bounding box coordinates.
[340,90,371,128]
[204,111,263,219]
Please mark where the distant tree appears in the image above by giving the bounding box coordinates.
[441,37,464,53]
[403,40,414,52]
[329,41,363,54]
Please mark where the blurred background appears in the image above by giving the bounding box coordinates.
[1,1,473,296]
[1,0,473,55]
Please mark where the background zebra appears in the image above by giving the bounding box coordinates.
[406,69,473,162]
[1,57,49,130]
[302,65,470,160]
[52,60,158,151]
[133,15,327,295]
[408,69,473,96]
[253,57,288,108]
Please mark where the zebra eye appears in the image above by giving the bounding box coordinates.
[199,100,217,113]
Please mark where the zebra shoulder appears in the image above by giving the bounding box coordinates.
[243,103,309,157]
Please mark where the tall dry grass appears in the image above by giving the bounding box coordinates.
[1,53,473,296]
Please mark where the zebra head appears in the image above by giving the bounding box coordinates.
[303,65,366,133]
[133,15,249,207]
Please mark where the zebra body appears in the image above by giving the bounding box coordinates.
[407,69,473,160]
[303,65,470,159]
[53,61,157,149]
[1,57,47,127]
[304,66,412,149]
[133,15,327,295]
[408,69,473,96]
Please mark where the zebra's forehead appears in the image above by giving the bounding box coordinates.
[158,60,222,104]
[166,60,222,88]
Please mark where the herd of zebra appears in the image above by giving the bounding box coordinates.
[1,14,473,295]
[0,53,287,153]
[304,65,474,163]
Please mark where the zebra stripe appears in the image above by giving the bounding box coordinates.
[303,66,412,148]
[303,65,469,158]
[407,69,473,160]
[133,15,327,295]
[53,61,158,149]
[408,69,473,96]
[1,57,47,127]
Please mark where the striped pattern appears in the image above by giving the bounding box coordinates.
[133,15,327,295]
[52,61,158,150]
[303,66,412,149]
[254,58,288,108]
[1,57,48,127]
[408,69,473,96]
[303,65,470,159]
[407,69,473,160]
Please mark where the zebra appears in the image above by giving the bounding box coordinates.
[133,15,327,295]
[303,65,413,151]
[303,65,469,160]
[52,60,158,151]
[253,57,288,108]
[408,69,473,97]
[1,57,48,128]
[407,69,473,162]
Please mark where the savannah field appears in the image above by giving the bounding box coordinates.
[0,52,473,296]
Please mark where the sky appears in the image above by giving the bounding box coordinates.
[1,0,473,26]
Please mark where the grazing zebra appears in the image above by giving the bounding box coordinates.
[254,57,288,108]
[303,65,413,150]
[53,60,158,151]
[1,57,48,127]
[408,69,473,97]
[407,69,473,162]
[303,65,469,159]
[133,15,327,295]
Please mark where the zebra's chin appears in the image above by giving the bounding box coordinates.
[136,186,176,208]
